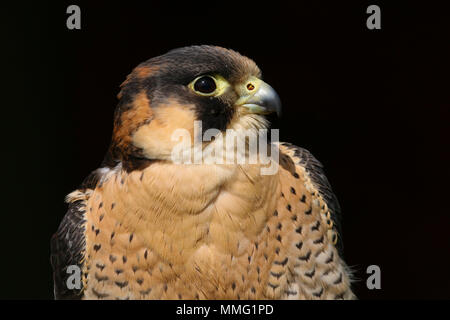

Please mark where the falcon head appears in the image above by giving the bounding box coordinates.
[106,45,281,169]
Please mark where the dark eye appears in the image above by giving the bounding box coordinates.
[193,76,217,94]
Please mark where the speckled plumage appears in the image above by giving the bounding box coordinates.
[51,46,355,300]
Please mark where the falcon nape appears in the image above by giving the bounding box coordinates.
[51,45,355,300]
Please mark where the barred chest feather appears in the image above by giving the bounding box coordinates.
[80,159,354,299]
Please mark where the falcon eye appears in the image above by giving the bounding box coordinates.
[193,76,217,95]
[188,74,229,97]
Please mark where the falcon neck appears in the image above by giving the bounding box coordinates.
[95,161,280,258]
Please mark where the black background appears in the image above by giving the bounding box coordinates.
[1,1,449,299]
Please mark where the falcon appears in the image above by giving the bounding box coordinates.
[51,45,355,300]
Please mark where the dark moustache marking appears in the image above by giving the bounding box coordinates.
[194,94,235,132]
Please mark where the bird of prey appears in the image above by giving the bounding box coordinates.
[51,45,355,300]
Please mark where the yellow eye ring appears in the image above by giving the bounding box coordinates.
[191,75,217,96]
[188,74,229,97]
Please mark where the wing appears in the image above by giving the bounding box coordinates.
[50,191,89,300]
[278,142,344,255]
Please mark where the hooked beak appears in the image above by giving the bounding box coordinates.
[235,77,282,117]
